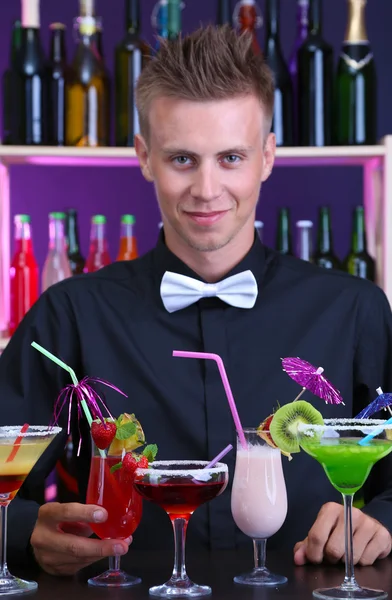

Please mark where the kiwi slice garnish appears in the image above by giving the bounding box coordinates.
[269,400,324,454]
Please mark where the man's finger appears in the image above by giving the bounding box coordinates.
[293,539,308,566]
[59,522,94,537]
[352,518,379,565]
[39,502,107,525]
[33,529,130,559]
[359,529,392,567]
[324,518,345,564]
[306,503,341,564]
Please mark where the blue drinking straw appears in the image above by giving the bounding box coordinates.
[359,417,392,446]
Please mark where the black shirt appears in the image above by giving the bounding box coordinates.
[2,232,392,564]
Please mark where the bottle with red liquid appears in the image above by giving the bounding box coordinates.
[9,214,39,336]
[116,214,138,261]
[84,214,111,273]
[233,0,263,55]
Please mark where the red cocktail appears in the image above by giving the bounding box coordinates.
[86,435,143,588]
[134,460,229,598]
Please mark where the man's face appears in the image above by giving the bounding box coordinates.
[136,94,275,254]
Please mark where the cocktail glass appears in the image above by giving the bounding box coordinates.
[86,437,143,587]
[231,428,288,586]
[0,425,62,595]
[297,419,392,600]
[134,460,228,597]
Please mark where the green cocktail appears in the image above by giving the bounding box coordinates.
[300,437,392,495]
[297,419,392,600]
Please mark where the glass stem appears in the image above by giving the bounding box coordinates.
[109,555,121,572]
[253,538,267,571]
[342,494,358,588]
[0,504,9,577]
[170,517,189,583]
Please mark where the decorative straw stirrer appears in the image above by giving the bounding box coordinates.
[172,350,247,450]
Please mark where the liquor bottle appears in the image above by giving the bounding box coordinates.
[48,23,67,146]
[2,20,22,145]
[276,208,293,255]
[42,212,72,292]
[288,1,309,94]
[234,0,262,55]
[298,0,333,146]
[343,206,375,281]
[15,0,48,145]
[254,220,264,242]
[264,0,294,146]
[217,0,232,25]
[296,220,313,262]
[313,207,341,269]
[66,209,85,275]
[65,0,110,147]
[168,0,181,40]
[117,215,138,261]
[95,16,104,58]
[84,215,111,273]
[334,0,376,145]
[115,0,150,147]
[9,215,39,336]
[151,0,169,52]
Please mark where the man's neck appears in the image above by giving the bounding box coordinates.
[164,230,255,283]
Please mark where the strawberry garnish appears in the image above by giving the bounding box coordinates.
[257,413,292,461]
[122,452,139,474]
[91,419,117,450]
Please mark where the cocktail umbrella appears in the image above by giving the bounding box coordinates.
[356,387,392,419]
[282,357,344,405]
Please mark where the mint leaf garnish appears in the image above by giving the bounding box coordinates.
[115,422,137,440]
[142,444,158,462]
[110,462,123,474]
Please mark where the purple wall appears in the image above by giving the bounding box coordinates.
[0,0,391,273]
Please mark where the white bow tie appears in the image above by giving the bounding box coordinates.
[160,270,258,313]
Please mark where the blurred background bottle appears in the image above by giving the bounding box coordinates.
[9,214,39,335]
[42,212,72,292]
[66,209,85,274]
[313,207,341,269]
[343,206,375,280]
[117,214,138,260]
[84,214,111,272]
[296,220,313,262]
[48,22,67,146]
[276,208,293,255]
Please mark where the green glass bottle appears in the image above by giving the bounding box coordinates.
[343,206,375,281]
[334,0,376,145]
[297,0,333,146]
[2,20,22,145]
[313,207,341,269]
[115,0,150,146]
[217,0,232,25]
[276,208,293,255]
[168,0,181,40]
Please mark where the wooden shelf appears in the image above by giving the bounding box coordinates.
[0,144,385,168]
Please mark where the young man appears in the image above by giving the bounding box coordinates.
[1,26,391,577]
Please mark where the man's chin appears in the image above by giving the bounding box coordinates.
[186,234,232,253]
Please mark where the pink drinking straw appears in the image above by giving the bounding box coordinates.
[172,351,247,449]
[205,444,233,469]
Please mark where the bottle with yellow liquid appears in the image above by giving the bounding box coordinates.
[65,0,110,146]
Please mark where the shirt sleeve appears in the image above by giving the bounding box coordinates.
[0,284,81,564]
[352,284,392,533]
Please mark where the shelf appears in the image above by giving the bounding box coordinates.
[0,144,385,168]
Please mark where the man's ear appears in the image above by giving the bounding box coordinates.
[135,134,154,182]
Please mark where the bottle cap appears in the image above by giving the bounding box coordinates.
[92,215,107,224]
[14,214,30,223]
[49,212,66,220]
[121,215,136,225]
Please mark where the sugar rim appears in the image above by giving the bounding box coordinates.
[298,419,392,432]
[0,426,62,439]
[135,460,228,477]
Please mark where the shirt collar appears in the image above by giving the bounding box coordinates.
[152,228,268,287]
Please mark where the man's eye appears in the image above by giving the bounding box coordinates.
[223,155,241,164]
[172,156,191,165]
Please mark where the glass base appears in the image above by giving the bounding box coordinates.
[313,585,387,600]
[234,567,288,587]
[0,573,37,596]
[149,577,211,597]
[87,568,141,588]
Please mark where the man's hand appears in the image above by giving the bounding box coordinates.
[294,502,391,567]
[31,502,132,576]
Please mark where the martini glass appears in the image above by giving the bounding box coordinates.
[297,419,392,600]
[134,460,228,597]
[0,425,62,595]
[86,436,143,587]
[231,429,288,586]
